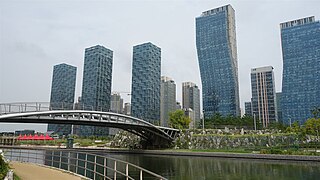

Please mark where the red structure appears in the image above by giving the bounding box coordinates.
[17,134,54,141]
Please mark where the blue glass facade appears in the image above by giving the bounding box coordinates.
[80,45,113,136]
[48,63,77,135]
[196,5,240,118]
[131,42,161,124]
[276,92,282,123]
[281,16,320,125]
[244,102,252,116]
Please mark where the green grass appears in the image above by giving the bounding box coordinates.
[16,138,110,147]
[13,173,21,180]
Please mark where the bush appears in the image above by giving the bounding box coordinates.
[270,148,283,154]
[0,155,9,179]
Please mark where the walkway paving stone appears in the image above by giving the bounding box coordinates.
[10,162,83,180]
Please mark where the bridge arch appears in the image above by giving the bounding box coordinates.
[0,103,179,148]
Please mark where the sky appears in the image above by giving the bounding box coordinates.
[0,0,319,132]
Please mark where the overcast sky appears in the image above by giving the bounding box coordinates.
[0,0,319,132]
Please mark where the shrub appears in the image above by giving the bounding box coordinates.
[0,155,9,179]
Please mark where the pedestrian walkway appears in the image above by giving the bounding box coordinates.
[10,162,83,180]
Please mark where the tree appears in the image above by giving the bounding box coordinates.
[304,118,320,136]
[168,110,191,129]
[304,117,320,151]
[0,154,9,179]
[311,107,320,118]
[286,121,302,134]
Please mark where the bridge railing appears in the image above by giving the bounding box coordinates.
[3,147,167,180]
[0,102,95,115]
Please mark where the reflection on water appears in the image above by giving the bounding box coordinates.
[8,149,320,180]
[106,153,320,180]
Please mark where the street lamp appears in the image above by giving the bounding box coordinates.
[253,112,257,131]
[202,110,205,132]
[287,115,292,128]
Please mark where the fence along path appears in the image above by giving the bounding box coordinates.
[3,147,167,180]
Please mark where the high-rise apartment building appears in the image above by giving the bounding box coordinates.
[47,63,77,135]
[131,42,161,124]
[72,96,82,135]
[196,5,240,118]
[160,76,176,127]
[110,92,124,114]
[244,102,252,116]
[280,16,320,125]
[251,66,277,127]
[124,103,131,116]
[80,45,113,136]
[184,108,195,129]
[182,82,201,128]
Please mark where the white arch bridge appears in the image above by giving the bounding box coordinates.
[0,103,180,148]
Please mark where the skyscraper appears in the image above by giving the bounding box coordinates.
[80,45,113,136]
[124,103,131,116]
[48,63,77,135]
[131,42,161,124]
[244,102,252,116]
[251,66,277,127]
[160,76,176,127]
[110,92,124,114]
[196,5,240,118]
[280,16,320,125]
[182,82,201,128]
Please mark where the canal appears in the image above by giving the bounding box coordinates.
[105,153,320,180]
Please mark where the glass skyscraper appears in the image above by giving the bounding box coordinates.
[131,42,161,125]
[276,92,282,123]
[48,63,77,135]
[251,66,277,127]
[244,102,252,116]
[80,45,113,136]
[160,76,176,127]
[196,5,240,118]
[280,16,320,125]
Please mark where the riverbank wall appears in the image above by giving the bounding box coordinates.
[110,129,317,150]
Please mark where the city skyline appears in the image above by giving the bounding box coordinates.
[1,0,319,131]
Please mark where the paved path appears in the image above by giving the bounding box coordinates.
[10,162,83,180]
